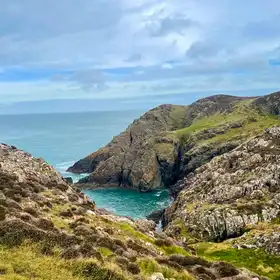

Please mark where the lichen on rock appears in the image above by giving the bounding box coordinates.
[164,127,280,243]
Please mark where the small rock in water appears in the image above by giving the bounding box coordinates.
[64,177,73,184]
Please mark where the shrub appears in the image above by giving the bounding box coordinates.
[0,264,9,275]
[138,258,194,280]
[127,263,140,275]
[211,261,239,277]
[168,255,210,267]
[73,261,126,280]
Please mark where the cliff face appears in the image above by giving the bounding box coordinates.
[68,95,252,191]
[68,104,188,191]
[68,91,280,192]
[161,126,280,279]
[0,144,263,280]
[164,127,280,242]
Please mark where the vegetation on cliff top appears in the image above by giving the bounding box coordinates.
[175,98,280,144]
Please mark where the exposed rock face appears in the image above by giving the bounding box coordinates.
[68,95,252,191]
[164,127,280,242]
[68,91,280,192]
[0,144,262,280]
[68,104,189,191]
[253,91,280,115]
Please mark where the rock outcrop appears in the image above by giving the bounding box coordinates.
[0,144,264,280]
[67,96,246,191]
[68,104,189,191]
[164,127,280,243]
[68,91,280,192]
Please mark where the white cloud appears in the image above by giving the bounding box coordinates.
[0,0,280,104]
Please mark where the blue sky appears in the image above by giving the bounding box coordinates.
[0,0,280,112]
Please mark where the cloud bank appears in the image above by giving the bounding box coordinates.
[0,0,280,106]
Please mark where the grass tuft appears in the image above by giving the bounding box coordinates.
[138,258,194,280]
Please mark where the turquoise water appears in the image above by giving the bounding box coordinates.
[0,111,171,218]
[84,188,171,219]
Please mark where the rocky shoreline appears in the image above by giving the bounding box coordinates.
[1,143,269,280]
[1,91,280,279]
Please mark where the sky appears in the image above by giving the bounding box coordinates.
[0,0,280,113]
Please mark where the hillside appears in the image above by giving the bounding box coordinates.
[163,126,280,279]
[0,143,265,280]
[68,91,280,192]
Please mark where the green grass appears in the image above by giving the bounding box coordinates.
[195,242,280,280]
[0,243,127,280]
[138,258,194,280]
[97,247,113,257]
[160,245,190,256]
[201,114,280,145]
[116,222,191,257]
[174,98,280,146]
[176,113,242,137]
[0,244,82,280]
[169,105,188,129]
[116,222,155,244]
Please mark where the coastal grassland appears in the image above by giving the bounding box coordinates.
[138,258,194,280]
[200,113,280,145]
[0,243,127,280]
[174,98,280,145]
[195,242,280,280]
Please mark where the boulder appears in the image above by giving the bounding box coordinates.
[150,273,165,280]
[135,218,156,232]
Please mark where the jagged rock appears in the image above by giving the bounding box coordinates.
[127,263,141,274]
[68,91,280,192]
[68,96,250,191]
[0,205,6,221]
[164,127,280,242]
[147,209,165,224]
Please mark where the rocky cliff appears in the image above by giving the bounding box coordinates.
[68,91,280,192]
[0,144,265,280]
[161,126,280,279]
[164,127,280,241]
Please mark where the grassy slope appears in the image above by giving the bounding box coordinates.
[155,99,280,160]
[195,242,280,280]
[0,189,193,280]
[175,98,280,144]
[0,243,125,280]
[0,243,194,280]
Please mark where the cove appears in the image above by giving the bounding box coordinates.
[83,188,172,219]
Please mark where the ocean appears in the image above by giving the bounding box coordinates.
[0,111,171,219]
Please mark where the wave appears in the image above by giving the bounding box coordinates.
[55,161,88,183]
[55,161,75,171]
